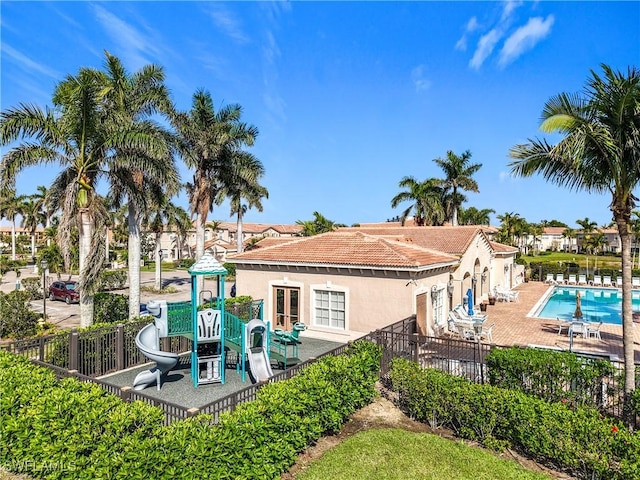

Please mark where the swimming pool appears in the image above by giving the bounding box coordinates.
[532,286,640,325]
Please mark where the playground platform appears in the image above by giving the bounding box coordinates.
[100,335,344,410]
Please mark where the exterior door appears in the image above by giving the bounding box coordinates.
[416,292,428,336]
[273,286,300,330]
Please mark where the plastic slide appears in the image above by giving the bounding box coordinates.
[133,323,179,391]
[245,319,274,382]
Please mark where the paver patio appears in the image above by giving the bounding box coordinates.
[481,281,640,362]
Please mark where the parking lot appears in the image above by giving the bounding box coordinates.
[1,267,205,330]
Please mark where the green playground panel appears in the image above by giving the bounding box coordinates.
[166,301,193,337]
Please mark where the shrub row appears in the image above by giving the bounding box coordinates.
[1,340,381,479]
[389,358,640,480]
[486,346,620,408]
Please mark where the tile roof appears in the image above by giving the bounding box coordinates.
[337,225,492,255]
[229,231,459,270]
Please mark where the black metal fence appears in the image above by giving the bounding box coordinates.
[3,314,637,426]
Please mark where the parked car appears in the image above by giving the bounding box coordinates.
[48,280,80,304]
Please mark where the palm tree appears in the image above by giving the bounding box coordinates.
[433,150,482,226]
[20,195,45,260]
[32,185,53,246]
[509,64,640,423]
[171,90,258,290]
[217,151,268,253]
[390,176,445,226]
[496,211,522,246]
[458,206,495,226]
[295,212,342,236]
[562,227,576,253]
[0,189,25,260]
[144,195,189,290]
[99,52,178,319]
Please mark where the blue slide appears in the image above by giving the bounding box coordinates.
[133,323,179,391]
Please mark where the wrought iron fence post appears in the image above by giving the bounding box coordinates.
[69,328,78,371]
[116,324,125,371]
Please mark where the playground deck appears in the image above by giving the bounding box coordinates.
[100,335,344,410]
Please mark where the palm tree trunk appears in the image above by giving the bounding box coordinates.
[31,233,35,260]
[155,232,162,291]
[79,209,94,327]
[236,211,243,253]
[127,203,141,319]
[11,217,16,260]
[616,216,636,426]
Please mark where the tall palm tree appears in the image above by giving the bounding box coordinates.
[562,227,576,253]
[20,195,45,260]
[99,52,178,318]
[390,176,445,226]
[32,185,53,246]
[170,90,258,292]
[509,64,640,423]
[217,151,268,253]
[433,150,482,226]
[496,211,522,246]
[143,195,188,290]
[0,189,25,260]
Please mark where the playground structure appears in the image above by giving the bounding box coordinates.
[133,253,295,390]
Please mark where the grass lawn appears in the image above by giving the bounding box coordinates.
[295,428,553,480]
[521,252,622,270]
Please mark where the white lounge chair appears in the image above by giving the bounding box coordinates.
[545,273,555,284]
[577,274,587,286]
[586,321,603,340]
[592,275,602,287]
[616,277,622,288]
[555,273,565,284]
[603,275,612,287]
[556,317,571,335]
[453,304,487,322]
[567,274,577,285]
[633,277,640,288]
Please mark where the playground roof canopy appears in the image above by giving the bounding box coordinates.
[188,252,228,276]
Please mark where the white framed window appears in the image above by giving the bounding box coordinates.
[431,286,446,327]
[313,289,346,329]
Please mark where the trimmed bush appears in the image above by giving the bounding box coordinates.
[1,340,382,479]
[98,270,127,291]
[390,358,640,480]
[93,292,129,324]
[0,290,40,338]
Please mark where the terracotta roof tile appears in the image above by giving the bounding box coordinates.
[229,231,458,270]
[337,225,490,255]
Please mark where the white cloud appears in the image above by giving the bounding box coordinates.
[411,65,431,93]
[469,28,502,70]
[91,5,158,69]
[499,15,555,67]
[455,16,479,51]
[501,0,523,22]
[1,44,60,79]
[203,4,250,44]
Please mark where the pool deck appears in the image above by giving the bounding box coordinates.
[483,281,640,362]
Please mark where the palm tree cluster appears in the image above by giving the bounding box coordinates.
[0,51,268,327]
[390,150,483,226]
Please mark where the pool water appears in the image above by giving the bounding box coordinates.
[534,286,640,325]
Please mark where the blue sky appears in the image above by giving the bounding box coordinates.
[1,1,639,229]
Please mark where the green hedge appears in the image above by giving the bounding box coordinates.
[1,340,381,479]
[486,347,620,408]
[98,270,127,291]
[0,290,40,339]
[389,358,640,480]
[93,292,129,324]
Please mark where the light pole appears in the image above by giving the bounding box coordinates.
[41,259,47,321]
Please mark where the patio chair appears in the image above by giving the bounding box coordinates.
[568,321,587,338]
[586,321,603,340]
[556,316,571,335]
[545,273,555,284]
[616,277,622,288]
[633,277,640,288]
[455,323,476,341]
[494,285,519,302]
[603,275,612,287]
[567,274,577,285]
[453,304,487,322]
[555,273,565,284]
[592,275,602,287]
[577,274,587,286]
[478,323,494,343]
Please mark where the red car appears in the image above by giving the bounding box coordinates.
[48,280,80,304]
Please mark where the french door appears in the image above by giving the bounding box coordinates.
[273,286,300,331]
